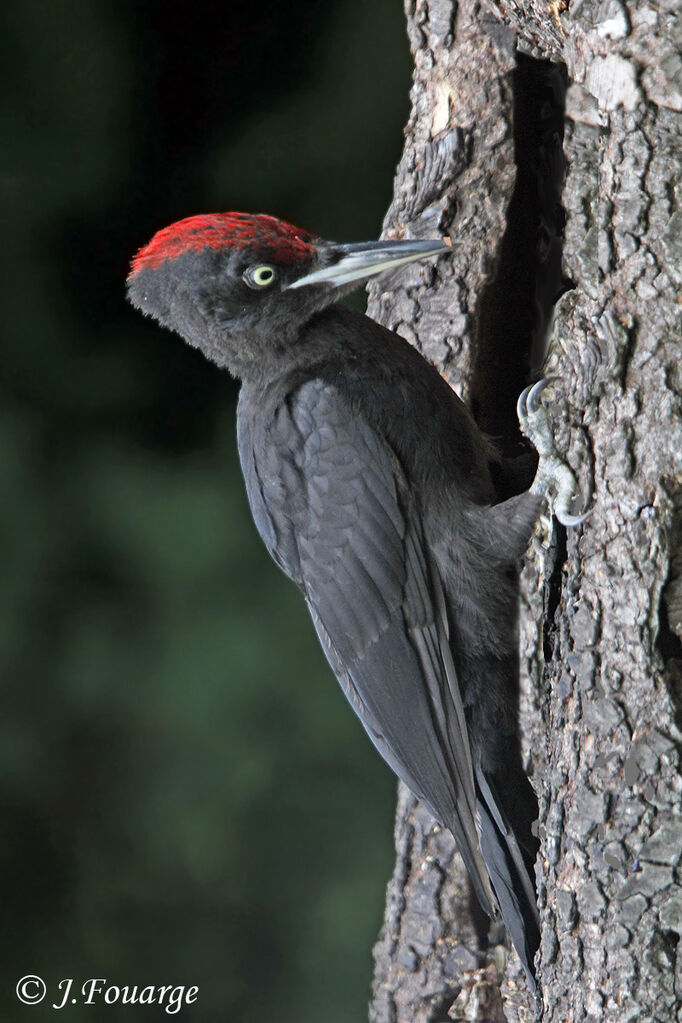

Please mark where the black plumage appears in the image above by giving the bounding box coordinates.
[128,212,542,988]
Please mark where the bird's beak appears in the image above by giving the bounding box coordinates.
[288,237,451,290]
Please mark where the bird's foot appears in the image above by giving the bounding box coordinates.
[517,379,589,528]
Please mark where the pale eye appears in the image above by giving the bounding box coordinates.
[243,264,277,289]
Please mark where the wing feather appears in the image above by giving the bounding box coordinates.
[239,378,496,915]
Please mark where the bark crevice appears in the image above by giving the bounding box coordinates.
[471,55,568,456]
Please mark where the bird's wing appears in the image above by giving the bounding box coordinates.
[239,378,496,916]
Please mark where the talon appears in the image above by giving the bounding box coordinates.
[516,377,556,427]
[526,377,552,415]
[516,384,533,423]
[555,507,590,528]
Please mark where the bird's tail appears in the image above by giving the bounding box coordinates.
[475,767,540,991]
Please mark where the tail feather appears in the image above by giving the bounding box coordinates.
[475,768,540,991]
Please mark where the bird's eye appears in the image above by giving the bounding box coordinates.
[243,264,277,289]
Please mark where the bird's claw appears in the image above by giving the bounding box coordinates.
[516,377,554,424]
[517,378,589,529]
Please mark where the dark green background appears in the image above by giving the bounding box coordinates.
[2,2,411,1020]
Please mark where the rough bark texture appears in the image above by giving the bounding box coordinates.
[367,1,682,1020]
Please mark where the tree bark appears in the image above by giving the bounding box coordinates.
[367,1,682,1020]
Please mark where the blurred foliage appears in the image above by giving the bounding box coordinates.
[1,1,411,1020]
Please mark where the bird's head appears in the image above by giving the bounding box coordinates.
[127,212,449,378]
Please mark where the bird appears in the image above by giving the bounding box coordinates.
[127,211,556,989]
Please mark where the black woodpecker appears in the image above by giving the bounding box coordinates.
[127,211,577,990]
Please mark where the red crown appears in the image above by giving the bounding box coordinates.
[129,212,317,277]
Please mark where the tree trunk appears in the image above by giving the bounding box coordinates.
[367,1,682,1020]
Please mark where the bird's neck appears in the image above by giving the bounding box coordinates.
[200,319,297,384]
